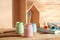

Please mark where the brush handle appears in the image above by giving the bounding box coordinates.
[27,11,32,24]
[47,23,58,30]
[47,23,56,28]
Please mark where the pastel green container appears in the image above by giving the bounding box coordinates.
[16,22,20,34]
[16,22,24,35]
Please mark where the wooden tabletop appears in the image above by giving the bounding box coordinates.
[0,28,60,40]
[0,32,60,40]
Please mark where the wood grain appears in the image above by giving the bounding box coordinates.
[30,6,40,27]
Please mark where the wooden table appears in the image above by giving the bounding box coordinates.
[0,32,60,40]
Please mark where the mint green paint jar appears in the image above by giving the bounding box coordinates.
[16,22,24,35]
[19,22,24,35]
[16,22,20,34]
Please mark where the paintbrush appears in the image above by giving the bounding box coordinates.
[47,22,59,30]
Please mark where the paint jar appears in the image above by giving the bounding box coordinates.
[16,22,20,34]
[19,22,24,35]
[24,24,33,37]
[16,22,24,35]
[32,23,37,34]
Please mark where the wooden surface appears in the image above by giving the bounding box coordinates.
[0,28,15,34]
[12,0,20,27]
[26,0,40,27]
[13,0,26,27]
[34,0,60,25]
[27,1,33,10]
[12,0,40,27]
[19,0,26,24]
[0,28,60,40]
[0,32,60,40]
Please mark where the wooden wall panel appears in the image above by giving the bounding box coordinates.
[13,0,26,27]
[19,0,26,24]
[12,0,20,27]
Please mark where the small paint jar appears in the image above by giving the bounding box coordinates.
[24,24,33,37]
[19,22,24,35]
[16,22,24,35]
[16,22,20,34]
[32,23,37,34]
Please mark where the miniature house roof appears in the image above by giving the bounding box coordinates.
[27,1,39,13]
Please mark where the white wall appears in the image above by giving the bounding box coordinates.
[0,0,12,28]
